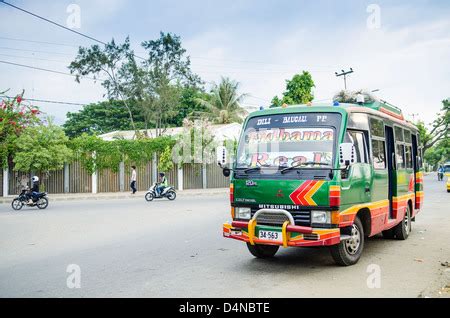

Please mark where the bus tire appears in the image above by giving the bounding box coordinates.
[394,205,411,240]
[246,243,279,259]
[330,217,365,266]
[382,229,396,239]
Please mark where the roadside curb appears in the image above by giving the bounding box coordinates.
[0,189,228,204]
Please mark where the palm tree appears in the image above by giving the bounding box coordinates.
[195,77,248,124]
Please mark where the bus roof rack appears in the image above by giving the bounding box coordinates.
[363,100,405,121]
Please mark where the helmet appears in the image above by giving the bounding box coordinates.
[159,172,165,177]
[32,176,39,182]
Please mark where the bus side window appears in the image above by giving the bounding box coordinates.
[372,140,386,169]
[346,131,368,164]
[396,144,405,169]
[405,145,413,169]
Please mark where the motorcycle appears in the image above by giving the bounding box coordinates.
[438,171,444,181]
[11,189,49,211]
[145,183,176,201]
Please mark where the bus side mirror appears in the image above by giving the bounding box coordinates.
[216,146,228,167]
[339,143,356,169]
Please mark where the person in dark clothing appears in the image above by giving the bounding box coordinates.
[27,176,40,203]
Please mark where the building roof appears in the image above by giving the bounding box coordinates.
[98,122,242,141]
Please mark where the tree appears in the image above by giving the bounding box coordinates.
[63,100,146,138]
[271,71,315,107]
[13,120,73,173]
[168,86,208,127]
[417,99,449,153]
[195,77,247,124]
[0,92,41,168]
[136,32,203,136]
[423,138,449,169]
[69,37,139,132]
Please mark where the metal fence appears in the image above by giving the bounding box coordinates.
[207,164,230,189]
[69,161,92,193]
[183,163,203,190]
[3,162,227,195]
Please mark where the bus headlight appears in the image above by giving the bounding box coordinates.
[235,207,251,220]
[311,211,331,224]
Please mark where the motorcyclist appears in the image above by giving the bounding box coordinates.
[156,172,168,197]
[27,176,40,203]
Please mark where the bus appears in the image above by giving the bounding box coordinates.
[217,100,424,266]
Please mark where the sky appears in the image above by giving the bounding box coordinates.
[0,0,449,125]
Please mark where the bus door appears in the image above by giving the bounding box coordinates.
[412,134,418,193]
[385,125,396,219]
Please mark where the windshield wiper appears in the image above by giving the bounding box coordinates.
[281,162,332,174]
[243,166,261,174]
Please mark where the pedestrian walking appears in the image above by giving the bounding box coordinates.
[130,166,137,194]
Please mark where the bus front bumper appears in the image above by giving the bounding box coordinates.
[223,221,341,247]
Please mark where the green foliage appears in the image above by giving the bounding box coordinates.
[13,121,72,173]
[69,37,140,131]
[169,86,208,126]
[158,146,174,172]
[195,77,247,124]
[172,118,218,165]
[63,100,146,138]
[424,138,449,169]
[0,93,41,168]
[69,134,176,173]
[416,99,449,153]
[271,71,315,107]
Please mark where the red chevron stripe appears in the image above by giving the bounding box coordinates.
[296,181,313,205]
[290,180,320,205]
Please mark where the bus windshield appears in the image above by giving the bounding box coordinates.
[236,113,342,170]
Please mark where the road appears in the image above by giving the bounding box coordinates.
[0,175,449,298]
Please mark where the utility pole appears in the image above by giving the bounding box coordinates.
[409,113,419,122]
[335,68,354,90]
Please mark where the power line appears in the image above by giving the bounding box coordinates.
[0,95,87,106]
[0,46,75,56]
[0,1,147,61]
[0,36,80,48]
[0,53,67,64]
[0,59,102,81]
[0,1,106,45]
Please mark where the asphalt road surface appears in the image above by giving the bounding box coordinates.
[0,175,449,298]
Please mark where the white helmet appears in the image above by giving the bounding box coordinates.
[32,176,39,182]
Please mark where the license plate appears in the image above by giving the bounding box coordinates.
[258,230,282,242]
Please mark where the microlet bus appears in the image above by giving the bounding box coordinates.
[217,100,424,266]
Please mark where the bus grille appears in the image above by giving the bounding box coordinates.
[251,209,311,226]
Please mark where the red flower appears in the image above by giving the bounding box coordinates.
[31,109,39,114]
[19,112,24,116]
[0,118,3,122]
[16,96,22,104]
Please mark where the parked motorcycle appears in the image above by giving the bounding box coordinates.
[145,183,176,201]
[11,189,49,210]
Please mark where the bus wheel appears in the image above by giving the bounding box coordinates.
[394,205,411,240]
[330,217,365,266]
[246,243,279,259]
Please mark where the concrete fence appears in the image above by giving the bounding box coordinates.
[1,160,229,196]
